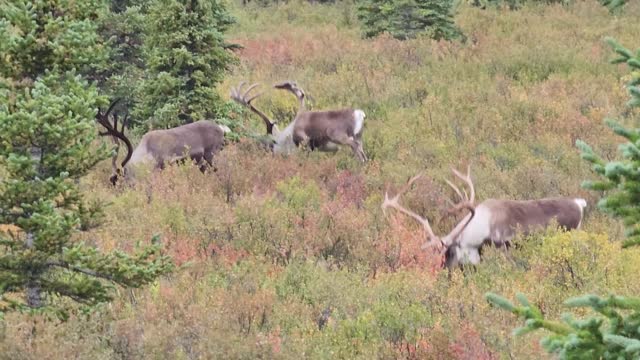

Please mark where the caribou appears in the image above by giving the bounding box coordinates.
[95,99,231,185]
[381,165,587,268]
[230,81,367,162]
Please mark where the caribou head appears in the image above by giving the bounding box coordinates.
[274,80,305,103]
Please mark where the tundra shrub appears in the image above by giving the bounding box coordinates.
[487,37,640,360]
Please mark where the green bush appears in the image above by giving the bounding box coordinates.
[356,0,463,41]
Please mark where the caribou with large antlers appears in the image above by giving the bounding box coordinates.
[381,166,587,268]
[230,81,367,162]
[96,99,231,185]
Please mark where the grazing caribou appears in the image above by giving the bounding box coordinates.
[381,165,587,268]
[230,81,367,162]
[96,99,231,185]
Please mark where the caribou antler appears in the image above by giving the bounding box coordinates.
[439,165,477,247]
[381,173,440,245]
[230,81,276,135]
[444,164,476,216]
[96,100,133,184]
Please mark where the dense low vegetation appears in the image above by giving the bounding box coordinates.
[2,0,640,358]
[487,37,640,359]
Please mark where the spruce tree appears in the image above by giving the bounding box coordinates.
[99,0,150,104]
[0,0,173,320]
[134,0,238,130]
[485,38,640,359]
[357,0,463,41]
[577,37,640,248]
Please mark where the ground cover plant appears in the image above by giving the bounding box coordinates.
[485,36,640,360]
[1,0,640,358]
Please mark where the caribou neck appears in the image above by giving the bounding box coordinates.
[442,211,475,247]
[296,95,306,115]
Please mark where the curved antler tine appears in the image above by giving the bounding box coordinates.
[246,91,264,104]
[104,98,122,117]
[451,168,464,180]
[409,173,423,185]
[444,179,463,200]
[442,164,476,223]
[467,164,474,200]
[396,173,422,196]
[243,83,260,98]
[451,164,472,181]
[121,113,130,132]
[381,172,436,239]
[381,191,389,214]
[230,81,246,99]
[113,112,119,131]
[451,164,474,202]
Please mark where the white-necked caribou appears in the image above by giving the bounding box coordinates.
[381,165,587,268]
[230,81,367,162]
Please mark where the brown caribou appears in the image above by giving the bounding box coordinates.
[95,99,230,185]
[381,165,587,268]
[230,81,367,162]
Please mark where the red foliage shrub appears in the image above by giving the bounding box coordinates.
[167,236,199,266]
[327,170,366,208]
[449,323,496,360]
[378,213,444,273]
[236,37,294,67]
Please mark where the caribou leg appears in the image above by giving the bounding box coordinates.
[326,129,367,163]
[200,151,217,173]
[354,133,368,162]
